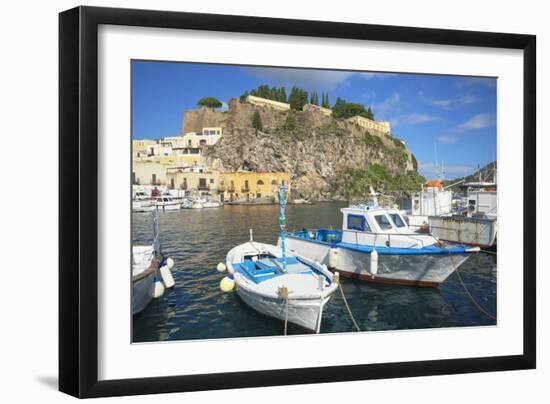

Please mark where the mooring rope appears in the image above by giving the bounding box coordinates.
[284,297,289,336]
[448,251,496,321]
[338,282,361,332]
[480,249,497,256]
[278,286,290,335]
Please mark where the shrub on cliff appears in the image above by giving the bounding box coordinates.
[252,110,263,132]
[345,164,425,197]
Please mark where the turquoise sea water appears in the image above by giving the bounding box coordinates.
[132,202,497,342]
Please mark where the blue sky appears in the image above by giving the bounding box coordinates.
[132,60,497,180]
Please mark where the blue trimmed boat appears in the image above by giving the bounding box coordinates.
[281,199,479,287]
[222,186,339,333]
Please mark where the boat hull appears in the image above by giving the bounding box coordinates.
[156,203,181,211]
[283,236,332,266]
[235,282,330,332]
[285,236,471,287]
[429,215,497,248]
[333,246,469,287]
[132,273,155,315]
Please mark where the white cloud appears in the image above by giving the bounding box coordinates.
[392,113,441,126]
[359,72,395,80]
[374,92,400,119]
[455,113,495,132]
[241,67,354,92]
[220,101,229,112]
[361,90,376,101]
[420,91,478,110]
[437,135,460,144]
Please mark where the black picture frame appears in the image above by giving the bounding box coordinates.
[59,5,536,398]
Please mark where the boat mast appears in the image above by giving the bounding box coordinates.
[278,185,287,271]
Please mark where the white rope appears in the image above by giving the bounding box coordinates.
[448,250,496,321]
[338,283,361,332]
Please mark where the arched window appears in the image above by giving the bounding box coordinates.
[257,179,264,185]
[271,180,277,185]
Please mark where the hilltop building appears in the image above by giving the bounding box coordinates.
[244,95,391,134]
[347,115,391,134]
[246,95,290,111]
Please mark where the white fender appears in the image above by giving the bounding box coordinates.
[216,262,227,273]
[160,265,175,288]
[220,276,235,292]
[328,248,339,268]
[370,248,378,276]
[152,279,165,298]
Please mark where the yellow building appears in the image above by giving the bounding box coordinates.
[132,139,157,160]
[348,115,391,134]
[132,161,169,186]
[246,95,290,111]
[304,103,333,117]
[219,172,291,203]
[165,167,221,194]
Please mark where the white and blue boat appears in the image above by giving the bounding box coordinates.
[132,210,176,314]
[222,186,338,333]
[281,196,479,287]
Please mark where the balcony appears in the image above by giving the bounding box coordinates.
[198,185,210,191]
[241,187,250,193]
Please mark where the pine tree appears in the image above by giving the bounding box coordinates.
[240,90,249,102]
[252,110,263,132]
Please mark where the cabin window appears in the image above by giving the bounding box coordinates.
[347,214,368,231]
[374,214,393,230]
[389,213,406,228]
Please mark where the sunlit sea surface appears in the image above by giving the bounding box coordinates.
[132,202,496,342]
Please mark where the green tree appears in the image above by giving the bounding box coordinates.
[284,111,297,130]
[288,86,309,111]
[366,106,374,120]
[279,87,287,103]
[240,90,249,102]
[332,98,374,120]
[252,110,263,132]
[197,97,222,110]
[321,93,330,108]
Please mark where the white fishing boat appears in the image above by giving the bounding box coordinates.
[183,197,223,209]
[429,186,497,248]
[283,191,479,287]
[219,186,338,333]
[132,211,176,315]
[155,195,182,211]
[405,179,453,231]
[132,190,156,213]
[203,200,223,208]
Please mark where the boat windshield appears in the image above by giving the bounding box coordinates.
[389,213,406,228]
[374,214,393,230]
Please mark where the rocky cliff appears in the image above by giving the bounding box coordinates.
[185,99,422,200]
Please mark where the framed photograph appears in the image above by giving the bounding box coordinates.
[59,6,536,398]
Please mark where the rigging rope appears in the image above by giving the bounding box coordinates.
[338,282,361,332]
[448,251,496,321]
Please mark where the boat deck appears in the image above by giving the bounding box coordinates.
[234,256,313,284]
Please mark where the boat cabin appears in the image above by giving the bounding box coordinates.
[340,204,436,248]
